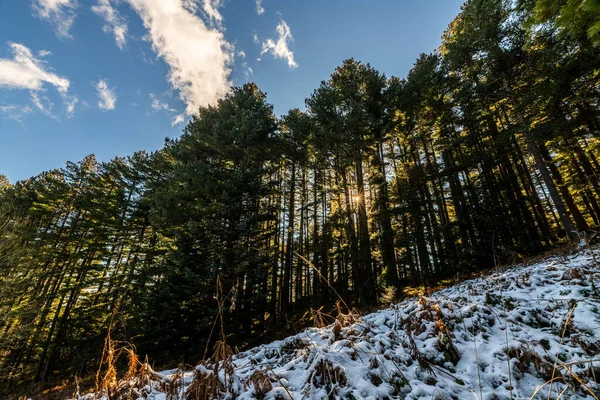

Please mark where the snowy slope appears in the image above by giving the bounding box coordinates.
[85,246,600,399]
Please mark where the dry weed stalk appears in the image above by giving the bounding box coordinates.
[432,304,459,365]
[547,306,576,398]
[185,277,238,400]
[94,331,124,399]
[335,300,361,327]
[185,340,236,400]
[295,252,350,313]
[266,368,294,400]
[306,357,348,398]
[511,344,556,382]
[528,377,566,400]
[122,349,139,384]
[558,361,599,400]
[165,366,184,400]
[211,340,234,387]
[310,307,330,328]
[94,331,163,400]
[406,332,432,374]
[250,370,272,399]
[185,366,224,400]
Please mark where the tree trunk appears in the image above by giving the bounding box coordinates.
[503,76,578,241]
[281,161,295,316]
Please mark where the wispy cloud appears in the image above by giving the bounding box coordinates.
[65,96,78,118]
[149,93,175,112]
[181,0,198,13]
[125,0,233,118]
[31,91,58,119]
[0,42,74,119]
[260,19,297,68]
[241,62,253,80]
[96,79,116,111]
[92,0,128,50]
[0,42,70,93]
[172,113,185,126]
[32,0,78,38]
[149,93,181,125]
[255,0,265,15]
[0,105,33,123]
[201,0,224,27]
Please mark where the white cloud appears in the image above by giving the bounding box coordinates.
[201,0,224,27]
[253,32,260,44]
[260,19,297,68]
[150,93,175,112]
[172,113,185,126]
[237,50,246,58]
[96,79,116,111]
[65,96,78,117]
[0,42,70,94]
[241,62,253,80]
[255,0,264,15]
[125,0,233,117]
[0,105,33,123]
[92,0,128,50]
[38,49,52,57]
[0,42,74,120]
[31,91,58,119]
[32,0,78,38]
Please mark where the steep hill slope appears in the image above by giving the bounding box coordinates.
[85,246,600,399]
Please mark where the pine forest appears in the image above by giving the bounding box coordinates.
[1,0,600,397]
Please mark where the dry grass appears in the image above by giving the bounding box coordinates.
[183,341,236,400]
[184,277,238,400]
[306,357,348,397]
[93,334,164,400]
[432,304,459,365]
[185,367,224,400]
[164,366,184,400]
[249,370,272,399]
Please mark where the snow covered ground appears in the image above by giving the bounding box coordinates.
[85,246,600,399]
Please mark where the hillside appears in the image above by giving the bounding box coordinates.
[83,245,600,399]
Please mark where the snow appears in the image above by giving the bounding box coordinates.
[82,246,600,399]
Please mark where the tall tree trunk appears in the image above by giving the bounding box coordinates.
[341,167,365,305]
[281,162,295,316]
[373,142,399,287]
[503,76,578,241]
[354,151,376,305]
[538,142,589,232]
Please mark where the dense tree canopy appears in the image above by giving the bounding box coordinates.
[1,0,599,394]
[521,0,600,46]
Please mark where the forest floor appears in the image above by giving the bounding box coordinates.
[80,245,600,399]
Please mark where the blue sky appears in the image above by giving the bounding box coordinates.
[0,0,464,182]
